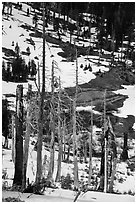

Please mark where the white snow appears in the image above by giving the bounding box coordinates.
[113,85,135,118]
[2,3,110,111]
[2,3,135,202]
[77,105,101,115]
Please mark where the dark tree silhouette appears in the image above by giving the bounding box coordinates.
[2,99,9,148]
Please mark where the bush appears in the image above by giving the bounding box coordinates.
[118,177,125,183]
[2,197,24,202]
[128,190,135,196]
[61,173,73,190]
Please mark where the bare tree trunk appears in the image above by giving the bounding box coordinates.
[13,85,23,187]
[88,102,93,186]
[11,114,16,164]
[84,140,87,163]
[36,4,46,185]
[73,99,79,190]
[37,61,40,92]
[111,24,115,65]
[121,132,128,161]
[73,44,79,190]
[62,118,66,161]
[104,89,108,193]
[121,34,124,62]
[55,77,62,182]
[47,61,55,182]
[76,19,80,40]
[107,116,117,193]
[66,145,70,162]
[22,84,32,190]
[70,31,72,45]
[109,158,117,193]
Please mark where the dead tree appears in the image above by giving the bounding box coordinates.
[88,102,93,186]
[47,60,55,182]
[36,4,46,185]
[55,77,63,182]
[73,43,79,190]
[22,84,32,189]
[13,85,23,187]
[62,117,66,161]
[107,116,117,193]
[121,132,128,162]
[11,114,16,164]
[104,89,108,193]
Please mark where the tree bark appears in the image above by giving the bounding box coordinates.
[109,158,117,193]
[55,77,62,182]
[103,89,108,193]
[84,140,87,163]
[66,145,70,162]
[62,118,66,161]
[88,102,93,186]
[73,98,79,190]
[121,132,128,161]
[22,84,32,189]
[13,85,23,187]
[73,44,79,190]
[36,4,46,185]
[47,61,55,181]
[11,114,16,164]
[107,116,117,193]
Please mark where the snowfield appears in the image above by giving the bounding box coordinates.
[2,188,135,202]
[113,85,135,118]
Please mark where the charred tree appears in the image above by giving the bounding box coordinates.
[55,77,63,182]
[121,132,128,162]
[88,102,93,186]
[47,61,55,182]
[11,114,16,163]
[36,3,46,186]
[72,43,79,190]
[13,85,23,187]
[22,84,32,190]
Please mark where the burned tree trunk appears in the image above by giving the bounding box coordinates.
[47,61,55,182]
[22,84,32,189]
[88,102,93,186]
[55,77,63,182]
[73,44,79,190]
[13,85,23,187]
[62,118,66,161]
[11,114,16,164]
[36,4,46,185]
[108,116,117,193]
[121,132,128,162]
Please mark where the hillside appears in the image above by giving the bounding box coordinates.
[2,2,135,202]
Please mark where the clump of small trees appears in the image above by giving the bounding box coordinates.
[2,42,37,82]
[2,58,37,82]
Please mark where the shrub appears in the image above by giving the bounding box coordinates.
[2,197,24,202]
[61,173,73,190]
[128,190,135,196]
[118,177,125,183]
